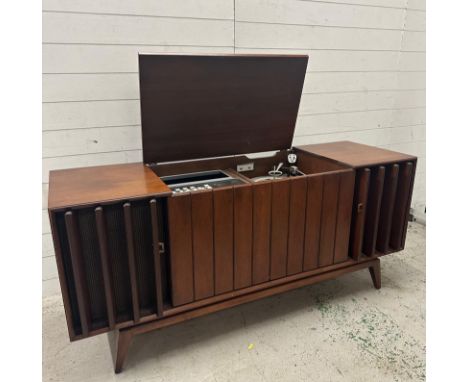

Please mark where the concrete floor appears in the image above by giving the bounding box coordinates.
[43,222,425,382]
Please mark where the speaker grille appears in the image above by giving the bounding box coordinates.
[350,160,416,258]
[51,198,166,340]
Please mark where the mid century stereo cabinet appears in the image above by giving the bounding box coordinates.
[48,54,416,372]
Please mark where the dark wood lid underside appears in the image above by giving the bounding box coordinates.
[139,54,308,164]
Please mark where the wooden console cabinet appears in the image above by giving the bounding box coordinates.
[48,54,416,373]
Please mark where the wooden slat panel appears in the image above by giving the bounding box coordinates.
[303,176,323,271]
[149,199,164,317]
[128,201,157,318]
[376,164,400,254]
[287,177,307,275]
[252,182,272,285]
[362,166,386,256]
[64,211,91,335]
[75,208,108,329]
[167,194,194,306]
[213,188,234,295]
[333,171,355,264]
[350,168,371,260]
[123,203,140,323]
[94,206,116,329]
[49,211,77,338]
[102,204,132,323]
[270,180,290,280]
[400,160,417,249]
[233,185,253,290]
[390,162,415,250]
[318,173,340,267]
[191,191,215,300]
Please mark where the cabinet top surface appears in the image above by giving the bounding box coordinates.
[296,141,417,168]
[48,163,171,210]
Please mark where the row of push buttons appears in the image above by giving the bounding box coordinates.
[172,184,213,194]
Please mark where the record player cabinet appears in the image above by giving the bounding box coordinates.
[48,54,416,373]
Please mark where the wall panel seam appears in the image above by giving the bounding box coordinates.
[234,19,424,33]
[42,42,424,53]
[42,88,426,104]
[43,9,234,21]
[44,1,426,13]
[43,42,234,48]
[42,122,426,136]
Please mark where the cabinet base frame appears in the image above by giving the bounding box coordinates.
[109,257,381,373]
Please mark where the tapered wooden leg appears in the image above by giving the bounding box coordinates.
[113,329,134,374]
[368,259,381,289]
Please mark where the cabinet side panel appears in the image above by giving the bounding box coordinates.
[252,182,272,285]
[318,173,340,267]
[213,188,234,295]
[270,180,290,280]
[192,191,215,300]
[334,171,355,264]
[234,186,253,290]
[287,177,307,275]
[303,176,323,271]
[167,195,194,306]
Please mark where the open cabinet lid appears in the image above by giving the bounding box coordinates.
[139,54,308,164]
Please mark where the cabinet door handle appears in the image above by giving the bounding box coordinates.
[158,242,165,254]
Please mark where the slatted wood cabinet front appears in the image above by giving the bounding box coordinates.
[167,169,355,307]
